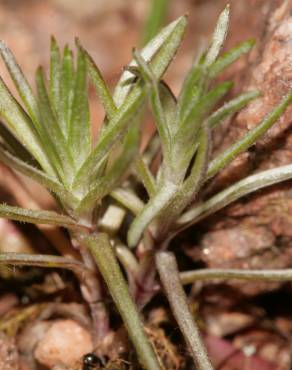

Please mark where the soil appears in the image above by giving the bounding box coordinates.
[0,0,291,369]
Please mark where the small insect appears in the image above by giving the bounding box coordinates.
[82,353,103,370]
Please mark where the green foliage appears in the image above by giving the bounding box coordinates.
[0,16,186,221]
[127,5,292,246]
[0,16,187,370]
[0,5,291,370]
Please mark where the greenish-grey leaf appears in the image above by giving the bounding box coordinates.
[159,81,177,137]
[60,45,75,136]
[0,40,40,130]
[84,47,117,120]
[0,204,83,229]
[0,144,77,209]
[0,121,36,164]
[114,15,187,107]
[68,42,91,168]
[177,54,206,122]
[208,90,260,129]
[133,50,172,164]
[36,67,74,184]
[73,16,187,193]
[0,77,55,176]
[178,163,292,229]
[207,92,292,179]
[173,81,233,177]
[49,36,61,117]
[204,5,230,67]
[208,39,255,78]
[77,124,139,213]
[128,181,178,247]
[134,155,156,197]
[111,188,144,215]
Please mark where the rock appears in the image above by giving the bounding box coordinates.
[34,320,93,368]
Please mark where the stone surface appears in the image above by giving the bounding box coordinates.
[34,320,93,368]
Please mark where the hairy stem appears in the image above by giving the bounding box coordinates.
[82,232,162,370]
[156,252,213,370]
[180,268,292,285]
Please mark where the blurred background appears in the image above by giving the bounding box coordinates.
[0,0,271,111]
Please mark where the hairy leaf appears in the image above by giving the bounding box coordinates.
[0,204,84,229]
[209,39,255,78]
[208,90,260,129]
[207,92,292,179]
[69,42,91,168]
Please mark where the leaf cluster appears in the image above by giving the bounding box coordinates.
[0,16,187,226]
[127,5,292,246]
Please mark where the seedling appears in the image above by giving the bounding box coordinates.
[0,5,291,370]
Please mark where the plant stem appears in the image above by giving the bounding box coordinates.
[82,232,162,370]
[79,250,110,341]
[156,251,214,370]
[180,268,292,284]
[0,252,88,278]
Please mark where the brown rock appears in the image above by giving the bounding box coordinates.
[34,320,93,368]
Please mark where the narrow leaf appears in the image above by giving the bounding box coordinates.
[174,81,232,177]
[69,42,91,168]
[0,121,35,164]
[76,124,139,213]
[111,188,144,215]
[181,81,233,133]
[114,15,187,107]
[159,81,177,137]
[133,50,172,164]
[84,47,117,120]
[0,204,84,229]
[178,163,292,228]
[208,90,260,129]
[72,85,145,192]
[153,124,210,239]
[49,36,61,116]
[128,181,178,247]
[205,5,230,67]
[0,40,40,128]
[0,77,55,175]
[0,145,77,209]
[209,39,255,78]
[177,53,206,122]
[60,45,75,135]
[182,123,210,199]
[134,155,156,197]
[207,92,292,179]
[36,67,74,183]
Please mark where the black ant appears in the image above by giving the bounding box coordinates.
[82,353,108,370]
